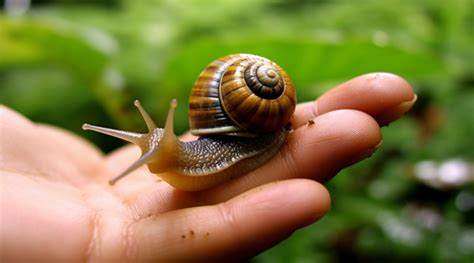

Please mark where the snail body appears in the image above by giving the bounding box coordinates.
[83,54,296,191]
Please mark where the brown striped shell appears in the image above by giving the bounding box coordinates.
[189,54,296,136]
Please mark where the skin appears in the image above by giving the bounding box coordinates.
[0,73,415,262]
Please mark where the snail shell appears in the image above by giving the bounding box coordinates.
[82,54,297,191]
[189,54,296,136]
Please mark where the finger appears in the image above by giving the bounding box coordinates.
[292,72,416,127]
[126,179,330,262]
[200,109,381,203]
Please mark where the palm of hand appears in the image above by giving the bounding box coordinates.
[0,73,415,261]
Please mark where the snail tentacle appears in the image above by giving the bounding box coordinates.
[108,148,157,185]
[134,100,157,131]
[81,123,144,145]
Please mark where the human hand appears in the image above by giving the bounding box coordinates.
[0,73,415,262]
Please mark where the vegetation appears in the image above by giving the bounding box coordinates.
[1,0,472,262]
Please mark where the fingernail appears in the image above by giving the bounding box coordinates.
[344,140,383,167]
[378,94,417,126]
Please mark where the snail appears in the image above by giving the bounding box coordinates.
[82,54,296,191]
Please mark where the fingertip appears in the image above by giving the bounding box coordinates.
[288,109,382,181]
[293,72,416,128]
[361,72,416,125]
[324,110,382,167]
[364,72,413,94]
[329,109,382,150]
[376,94,417,126]
[348,72,415,105]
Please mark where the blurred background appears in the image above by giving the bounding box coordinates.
[1,0,473,262]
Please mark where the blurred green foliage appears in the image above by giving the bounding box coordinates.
[1,0,473,262]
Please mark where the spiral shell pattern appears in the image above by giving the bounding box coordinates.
[189,54,296,136]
